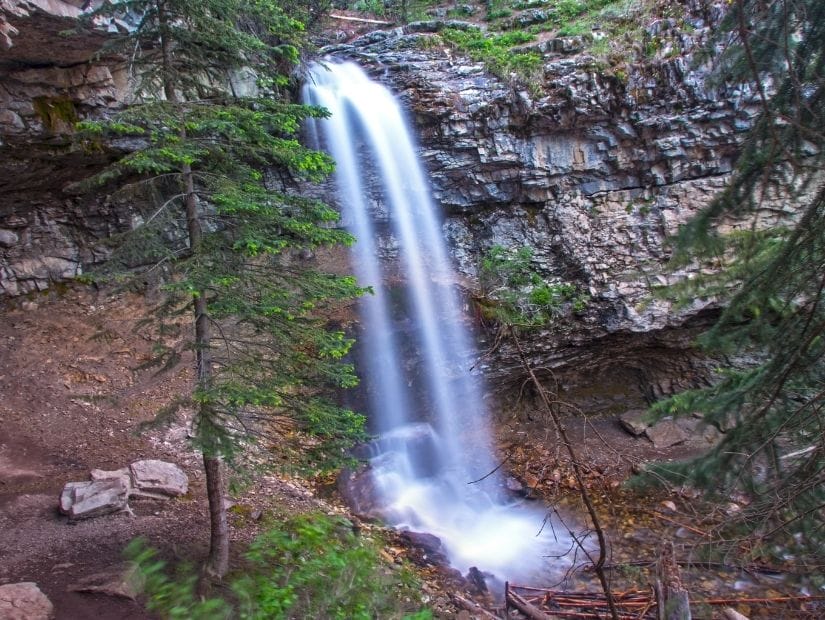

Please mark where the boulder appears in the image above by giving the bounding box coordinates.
[59,478,129,520]
[68,564,142,601]
[619,409,650,436]
[645,418,688,449]
[89,467,130,486]
[129,459,188,498]
[0,582,54,620]
[399,530,448,565]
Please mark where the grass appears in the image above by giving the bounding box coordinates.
[441,27,543,83]
[344,0,690,92]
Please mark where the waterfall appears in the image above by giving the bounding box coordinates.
[303,60,574,583]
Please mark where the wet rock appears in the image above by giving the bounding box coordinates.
[645,418,688,449]
[400,530,442,553]
[129,459,188,498]
[466,566,489,594]
[400,530,448,565]
[505,475,527,495]
[619,409,650,436]
[59,478,129,520]
[0,582,54,620]
[337,466,383,520]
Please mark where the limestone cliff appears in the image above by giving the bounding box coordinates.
[0,2,759,408]
[0,0,130,296]
[315,5,759,407]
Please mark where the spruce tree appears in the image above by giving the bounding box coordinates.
[77,0,365,578]
[650,0,824,564]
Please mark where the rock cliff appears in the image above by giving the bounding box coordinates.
[0,0,130,296]
[316,5,759,408]
[0,2,759,408]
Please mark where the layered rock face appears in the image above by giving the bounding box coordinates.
[0,0,130,296]
[318,6,757,408]
[0,2,758,408]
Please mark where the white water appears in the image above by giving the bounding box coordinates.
[303,60,574,583]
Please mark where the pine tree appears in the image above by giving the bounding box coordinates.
[76,0,366,578]
[649,0,824,564]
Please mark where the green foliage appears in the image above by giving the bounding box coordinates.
[642,0,825,562]
[345,0,440,23]
[478,245,586,327]
[125,540,231,619]
[127,514,430,619]
[441,27,543,82]
[84,0,316,99]
[78,0,367,470]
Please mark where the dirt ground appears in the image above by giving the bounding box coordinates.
[1,285,818,619]
[0,286,328,619]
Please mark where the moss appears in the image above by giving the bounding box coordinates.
[32,96,78,133]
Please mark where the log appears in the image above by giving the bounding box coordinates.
[656,543,691,620]
[506,588,558,620]
[447,592,501,620]
[328,12,393,25]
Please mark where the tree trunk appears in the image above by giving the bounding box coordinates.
[202,454,229,578]
[182,160,229,578]
[508,326,620,620]
[156,0,231,580]
[656,542,692,620]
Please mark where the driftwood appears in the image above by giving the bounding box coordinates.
[503,581,823,619]
[506,583,557,620]
[447,592,501,620]
[655,543,691,620]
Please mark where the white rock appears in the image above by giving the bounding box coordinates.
[59,478,129,519]
[0,582,54,620]
[129,459,188,497]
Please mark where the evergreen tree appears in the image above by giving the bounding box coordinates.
[650,0,824,563]
[77,0,366,578]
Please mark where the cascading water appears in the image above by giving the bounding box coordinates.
[303,60,575,583]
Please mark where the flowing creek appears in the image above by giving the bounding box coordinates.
[303,60,579,584]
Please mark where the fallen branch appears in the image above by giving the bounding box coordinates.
[695,595,825,605]
[721,609,750,620]
[447,592,501,620]
[651,512,711,537]
[507,583,558,620]
[328,12,393,25]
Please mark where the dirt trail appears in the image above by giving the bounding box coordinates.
[0,286,323,618]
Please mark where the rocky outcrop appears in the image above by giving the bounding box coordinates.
[0,3,768,410]
[0,0,131,296]
[314,7,769,408]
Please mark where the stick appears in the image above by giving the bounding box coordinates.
[651,513,710,537]
[697,595,825,605]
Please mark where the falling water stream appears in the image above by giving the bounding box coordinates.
[303,60,575,584]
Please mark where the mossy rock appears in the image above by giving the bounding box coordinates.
[33,96,78,133]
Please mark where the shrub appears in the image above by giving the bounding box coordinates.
[127,513,430,619]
